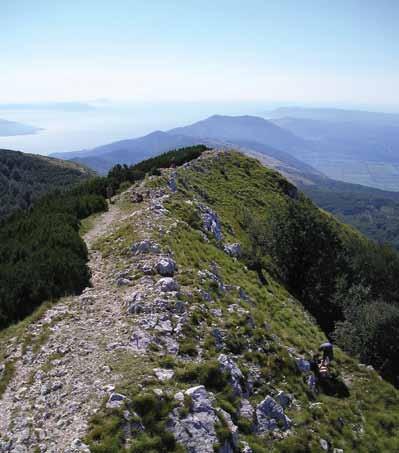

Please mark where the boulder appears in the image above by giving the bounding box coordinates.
[153,368,175,381]
[256,396,292,433]
[223,243,242,258]
[212,328,224,350]
[117,277,131,286]
[167,385,218,453]
[218,354,244,396]
[126,291,145,314]
[155,257,177,277]
[130,329,153,352]
[210,308,223,318]
[131,239,160,255]
[240,442,253,453]
[320,439,329,451]
[239,399,254,420]
[157,277,180,292]
[106,392,127,409]
[141,263,155,275]
[70,439,91,452]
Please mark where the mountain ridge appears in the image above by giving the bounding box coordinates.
[0,149,398,452]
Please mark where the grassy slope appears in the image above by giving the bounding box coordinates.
[86,151,399,452]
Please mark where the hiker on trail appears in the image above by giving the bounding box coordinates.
[319,341,334,365]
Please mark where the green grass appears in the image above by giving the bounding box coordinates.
[79,211,103,236]
[85,151,399,452]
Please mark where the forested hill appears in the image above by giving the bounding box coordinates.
[1,148,399,451]
[0,149,95,220]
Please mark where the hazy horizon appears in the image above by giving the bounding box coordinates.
[2,1,398,107]
[1,100,399,155]
[1,0,399,154]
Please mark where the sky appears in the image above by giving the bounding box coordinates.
[1,0,399,109]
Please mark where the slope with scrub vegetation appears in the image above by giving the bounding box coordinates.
[0,148,398,452]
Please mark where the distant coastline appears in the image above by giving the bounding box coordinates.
[0,119,43,137]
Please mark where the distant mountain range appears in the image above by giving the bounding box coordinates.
[52,115,316,179]
[52,131,205,174]
[266,108,399,190]
[266,106,399,125]
[0,119,41,136]
[50,110,399,248]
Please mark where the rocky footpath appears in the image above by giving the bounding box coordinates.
[0,204,134,452]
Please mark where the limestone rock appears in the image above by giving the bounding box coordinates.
[256,396,292,433]
[106,392,127,409]
[155,257,177,277]
[275,391,293,409]
[320,438,329,451]
[223,243,242,258]
[157,277,180,292]
[126,291,145,314]
[117,277,131,286]
[167,385,218,453]
[131,239,160,255]
[70,438,91,452]
[218,354,244,396]
[212,328,224,350]
[239,398,254,421]
[198,204,223,241]
[240,441,254,453]
[153,368,175,381]
[218,408,239,449]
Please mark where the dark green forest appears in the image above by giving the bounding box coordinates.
[303,180,399,250]
[0,149,94,220]
[243,194,399,385]
[0,146,208,328]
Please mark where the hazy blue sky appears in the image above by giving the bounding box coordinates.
[1,0,398,108]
